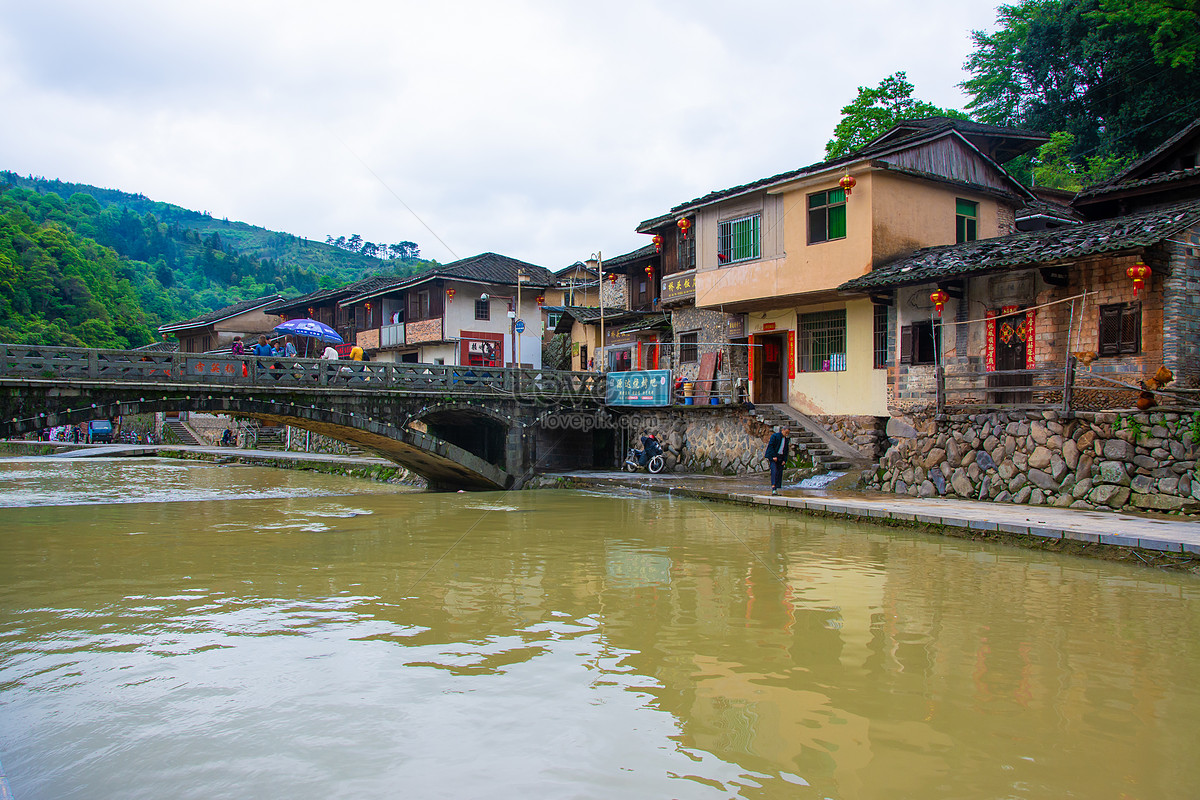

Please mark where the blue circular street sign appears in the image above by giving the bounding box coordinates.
[514,320,526,333]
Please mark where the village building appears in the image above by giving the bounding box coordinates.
[636,118,1046,416]
[263,276,398,352]
[157,293,283,353]
[335,253,553,369]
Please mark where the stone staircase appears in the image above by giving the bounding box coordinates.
[252,425,286,451]
[750,404,865,472]
[163,419,201,446]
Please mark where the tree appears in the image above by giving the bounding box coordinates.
[825,72,969,159]
[962,0,1200,171]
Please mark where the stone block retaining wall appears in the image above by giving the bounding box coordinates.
[875,409,1200,513]
[809,414,888,459]
[617,408,774,475]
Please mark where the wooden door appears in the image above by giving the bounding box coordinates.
[989,309,1032,404]
[755,334,785,403]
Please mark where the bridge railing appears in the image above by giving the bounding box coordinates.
[0,343,606,402]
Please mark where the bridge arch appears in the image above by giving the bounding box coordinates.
[3,396,512,490]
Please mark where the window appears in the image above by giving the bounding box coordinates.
[677,231,696,272]
[547,312,562,330]
[608,348,632,372]
[903,320,942,365]
[1099,302,1141,356]
[475,298,490,320]
[956,199,978,243]
[873,303,889,369]
[717,214,761,263]
[808,188,847,244]
[798,310,846,372]
[679,332,698,363]
[407,288,441,321]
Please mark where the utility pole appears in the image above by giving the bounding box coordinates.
[587,252,604,371]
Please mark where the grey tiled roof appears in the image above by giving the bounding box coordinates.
[158,294,282,333]
[637,117,1042,231]
[134,340,180,353]
[264,276,397,314]
[340,252,554,305]
[839,200,1200,292]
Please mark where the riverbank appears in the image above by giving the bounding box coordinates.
[544,470,1200,573]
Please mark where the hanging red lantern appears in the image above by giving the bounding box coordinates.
[307,307,315,317]
[608,272,618,283]
[839,174,857,196]
[446,287,456,302]
[536,295,545,306]
[677,218,691,239]
[644,265,654,278]
[930,289,949,317]
[1127,262,1151,296]
[652,234,663,253]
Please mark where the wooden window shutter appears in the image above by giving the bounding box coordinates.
[407,292,419,320]
[1119,303,1141,354]
[1098,305,1120,356]
[899,325,913,364]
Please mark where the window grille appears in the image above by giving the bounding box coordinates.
[475,298,490,320]
[808,189,847,244]
[677,232,695,272]
[679,332,698,363]
[798,309,846,372]
[717,214,761,263]
[956,198,978,243]
[873,303,889,369]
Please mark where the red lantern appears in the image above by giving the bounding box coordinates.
[644,265,654,278]
[536,295,545,307]
[307,307,315,316]
[930,289,949,317]
[839,174,857,196]
[1127,262,1151,296]
[677,218,691,239]
[608,273,618,283]
[446,287,456,302]
[652,234,663,253]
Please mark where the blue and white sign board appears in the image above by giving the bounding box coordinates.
[514,319,525,333]
[606,369,672,407]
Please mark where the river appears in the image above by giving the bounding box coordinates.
[1,457,1199,799]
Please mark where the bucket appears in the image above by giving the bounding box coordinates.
[683,397,694,405]
[682,381,694,398]
[710,397,719,405]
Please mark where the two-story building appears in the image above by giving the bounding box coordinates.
[158,294,283,353]
[638,118,1045,416]
[337,253,553,368]
[263,277,398,348]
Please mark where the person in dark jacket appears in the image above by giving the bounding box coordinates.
[764,426,791,494]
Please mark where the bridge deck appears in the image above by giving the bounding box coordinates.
[0,344,605,401]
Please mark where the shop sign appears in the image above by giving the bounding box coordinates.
[606,369,672,406]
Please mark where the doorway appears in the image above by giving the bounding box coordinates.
[753,333,787,404]
[988,308,1032,404]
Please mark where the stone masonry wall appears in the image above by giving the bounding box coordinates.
[810,415,888,459]
[617,407,773,475]
[874,409,1200,514]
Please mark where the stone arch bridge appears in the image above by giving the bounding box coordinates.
[0,345,608,490]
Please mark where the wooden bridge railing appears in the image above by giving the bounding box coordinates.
[0,344,607,402]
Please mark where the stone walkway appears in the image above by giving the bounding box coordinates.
[555,471,1200,555]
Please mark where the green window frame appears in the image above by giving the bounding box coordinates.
[956,199,978,243]
[808,188,847,244]
[717,214,760,264]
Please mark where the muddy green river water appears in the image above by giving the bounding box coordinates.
[1,457,1199,799]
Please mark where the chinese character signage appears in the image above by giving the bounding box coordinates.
[606,369,672,406]
[661,271,696,303]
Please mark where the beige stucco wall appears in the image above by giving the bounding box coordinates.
[746,298,887,416]
[870,170,1007,263]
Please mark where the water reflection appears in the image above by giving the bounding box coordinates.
[1,461,1198,799]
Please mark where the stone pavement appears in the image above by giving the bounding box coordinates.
[555,471,1200,556]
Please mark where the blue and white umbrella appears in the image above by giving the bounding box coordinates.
[273,318,343,343]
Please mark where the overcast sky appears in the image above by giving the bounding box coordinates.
[1,0,1004,269]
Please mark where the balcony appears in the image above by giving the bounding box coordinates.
[406,317,444,344]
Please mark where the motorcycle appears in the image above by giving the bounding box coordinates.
[624,436,666,474]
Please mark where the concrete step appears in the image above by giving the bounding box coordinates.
[163,420,201,446]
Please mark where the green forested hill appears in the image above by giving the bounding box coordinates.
[0,173,433,349]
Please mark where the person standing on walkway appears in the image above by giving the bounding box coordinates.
[764,426,790,495]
